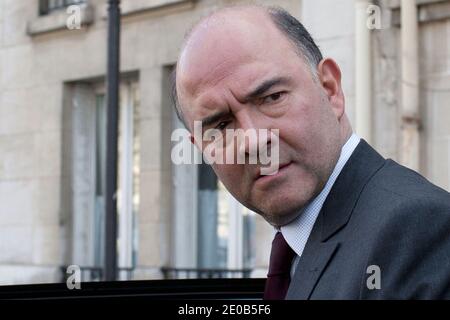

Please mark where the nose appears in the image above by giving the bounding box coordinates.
[236,111,272,161]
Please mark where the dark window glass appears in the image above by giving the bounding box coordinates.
[39,0,86,16]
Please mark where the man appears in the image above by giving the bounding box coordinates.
[172,5,450,299]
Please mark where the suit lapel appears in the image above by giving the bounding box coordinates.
[286,239,340,299]
[319,140,385,242]
[286,140,385,299]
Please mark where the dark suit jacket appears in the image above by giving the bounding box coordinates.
[286,140,450,299]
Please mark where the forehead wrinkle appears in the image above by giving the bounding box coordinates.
[195,89,229,117]
[191,60,236,100]
[181,48,255,101]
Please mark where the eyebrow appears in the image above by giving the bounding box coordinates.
[201,110,231,129]
[199,76,291,129]
[244,76,292,102]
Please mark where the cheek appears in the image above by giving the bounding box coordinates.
[280,95,319,133]
[276,110,314,149]
[211,164,243,193]
[275,104,335,163]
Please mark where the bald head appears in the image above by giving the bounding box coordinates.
[171,5,323,128]
[182,5,269,52]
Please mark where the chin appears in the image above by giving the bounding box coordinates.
[257,194,312,227]
[264,211,300,228]
[252,174,326,226]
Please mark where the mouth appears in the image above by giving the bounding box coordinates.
[254,162,292,182]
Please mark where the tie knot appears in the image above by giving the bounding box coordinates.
[267,232,296,277]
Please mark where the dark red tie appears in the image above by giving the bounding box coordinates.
[263,232,296,300]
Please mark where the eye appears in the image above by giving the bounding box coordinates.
[215,121,230,130]
[262,92,285,104]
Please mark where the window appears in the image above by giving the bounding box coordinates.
[170,103,256,279]
[66,81,140,281]
[39,0,86,16]
[197,167,255,272]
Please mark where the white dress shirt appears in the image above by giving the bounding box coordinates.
[276,133,361,279]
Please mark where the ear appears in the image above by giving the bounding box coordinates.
[317,58,345,119]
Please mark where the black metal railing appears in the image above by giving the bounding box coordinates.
[161,267,253,279]
[60,266,136,282]
[39,0,86,16]
[60,266,253,282]
[60,266,103,282]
